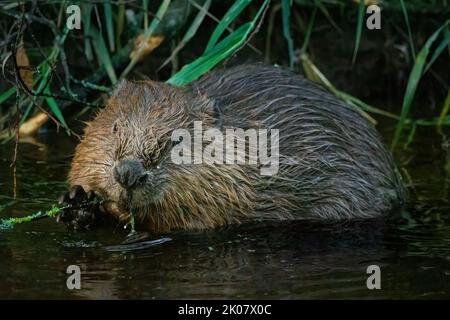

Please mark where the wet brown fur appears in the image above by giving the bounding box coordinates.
[69,64,406,233]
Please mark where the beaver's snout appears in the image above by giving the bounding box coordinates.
[113,159,147,190]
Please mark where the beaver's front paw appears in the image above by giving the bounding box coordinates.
[56,185,100,230]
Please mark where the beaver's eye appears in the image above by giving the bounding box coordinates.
[112,121,118,134]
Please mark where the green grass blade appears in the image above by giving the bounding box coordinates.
[81,3,94,61]
[121,0,171,78]
[338,90,399,120]
[145,0,171,38]
[21,100,35,127]
[424,30,450,73]
[300,4,318,54]
[116,0,125,49]
[391,21,450,150]
[438,88,450,128]
[35,63,68,129]
[144,0,170,38]
[44,88,68,129]
[181,0,211,43]
[205,0,252,53]
[400,0,416,60]
[301,53,398,123]
[0,87,16,105]
[168,23,250,86]
[169,0,269,86]
[103,2,115,52]
[143,0,149,30]
[158,0,212,71]
[351,0,365,66]
[416,116,450,126]
[315,0,342,34]
[282,0,295,70]
[404,121,417,150]
[90,26,118,84]
[22,27,69,128]
[264,3,281,63]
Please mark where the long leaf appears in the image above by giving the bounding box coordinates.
[300,4,317,54]
[351,0,365,66]
[24,27,69,128]
[81,3,94,61]
[158,0,212,71]
[103,2,115,52]
[282,0,295,70]
[205,0,252,53]
[120,0,171,78]
[424,30,450,73]
[143,0,149,30]
[391,21,450,150]
[400,0,416,60]
[90,26,118,84]
[116,0,125,49]
[438,88,450,128]
[0,87,16,105]
[168,24,250,86]
[180,0,212,44]
[168,0,269,86]
[44,87,68,129]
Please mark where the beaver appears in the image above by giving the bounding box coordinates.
[58,64,406,232]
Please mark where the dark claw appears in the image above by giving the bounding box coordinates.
[58,185,86,205]
[70,185,85,200]
[70,209,97,230]
[57,185,100,231]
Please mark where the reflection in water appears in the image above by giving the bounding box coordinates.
[0,125,450,299]
[104,236,172,252]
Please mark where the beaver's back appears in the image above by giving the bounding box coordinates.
[192,64,406,220]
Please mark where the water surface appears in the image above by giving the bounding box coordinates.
[0,123,449,299]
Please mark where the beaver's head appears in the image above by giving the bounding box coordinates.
[69,80,255,230]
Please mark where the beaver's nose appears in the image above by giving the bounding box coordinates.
[113,159,147,190]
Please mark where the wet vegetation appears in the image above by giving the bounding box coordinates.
[0,0,449,299]
[0,0,449,219]
[0,1,448,144]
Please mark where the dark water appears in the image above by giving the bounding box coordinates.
[0,123,450,299]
